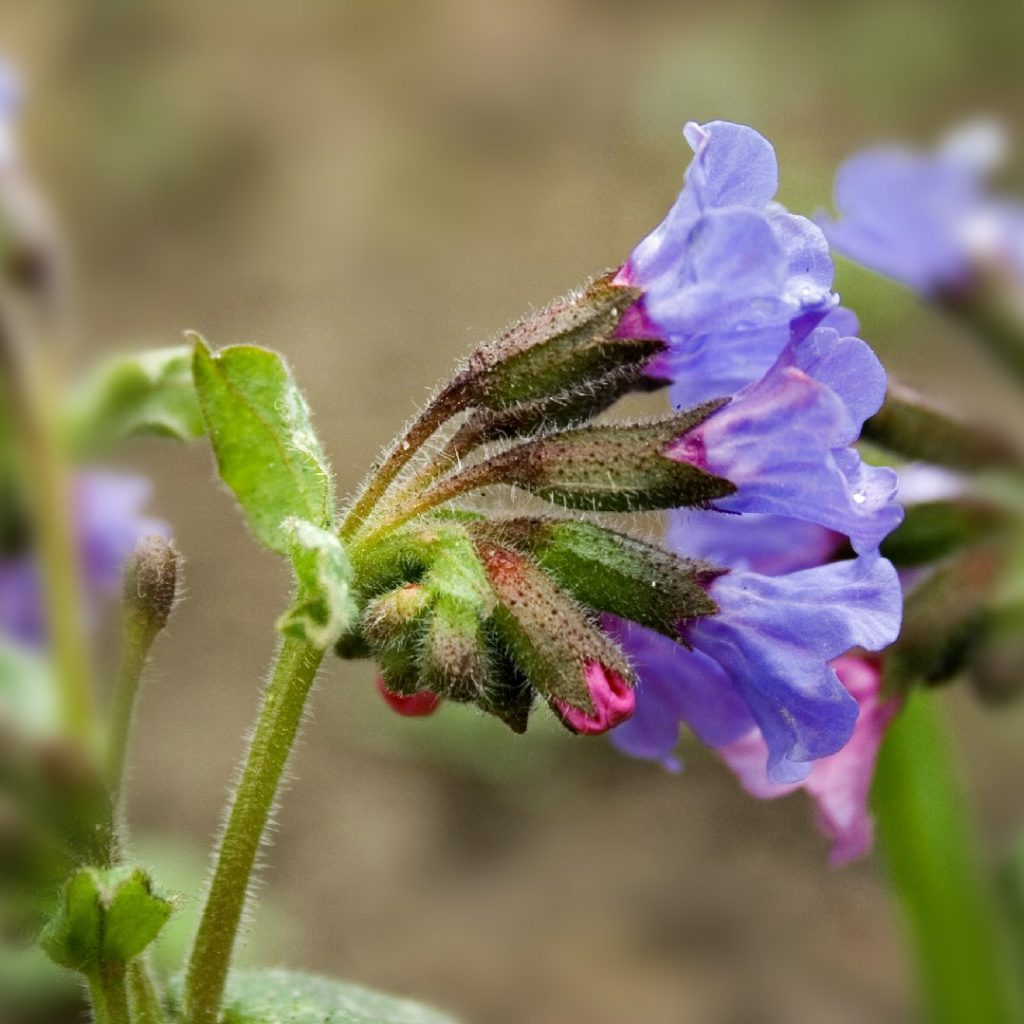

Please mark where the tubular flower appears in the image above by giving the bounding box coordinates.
[616,120,837,407]
[665,327,902,552]
[0,471,168,647]
[817,121,1024,295]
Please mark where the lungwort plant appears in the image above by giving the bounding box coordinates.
[2,61,1024,1024]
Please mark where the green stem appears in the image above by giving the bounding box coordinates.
[106,616,159,803]
[0,311,96,748]
[87,962,131,1024]
[943,287,1024,387]
[127,957,165,1024]
[340,379,470,540]
[183,635,325,1024]
[873,688,1024,1024]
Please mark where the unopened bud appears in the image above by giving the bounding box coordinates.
[477,541,634,723]
[362,583,432,648]
[551,661,635,735]
[375,676,441,718]
[420,594,490,702]
[880,497,1011,568]
[888,546,1000,689]
[122,536,180,633]
[863,382,1023,473]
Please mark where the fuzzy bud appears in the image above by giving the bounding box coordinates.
[122,535,180,634]
[479,518,720,639]
[476,541,634,725]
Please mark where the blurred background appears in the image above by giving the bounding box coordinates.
[4,1,1024,1021]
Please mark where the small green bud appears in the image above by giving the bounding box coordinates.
[880,497,1011,568]
[886,546,1000,690]
[122,535,180,634]
[420,594,490,702]
[863,382,1023,472]
[362,583,432,649]
[40,866,172,972]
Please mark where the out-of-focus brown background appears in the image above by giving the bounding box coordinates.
[6,2,1024,1022]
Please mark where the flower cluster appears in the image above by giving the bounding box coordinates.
[336,121,904,862]
[818,121,1024,296]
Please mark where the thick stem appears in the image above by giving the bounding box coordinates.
[87,962,131,1024]
[873,688,1024,1024]
[183,635,324,1024]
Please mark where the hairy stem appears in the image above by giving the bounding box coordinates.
[183,635,325,1024]
[127,957,165,1024]
[873,688,1024,1024]
[106,615,160,804]
[87,963,131,1024]
[339,379,470,539]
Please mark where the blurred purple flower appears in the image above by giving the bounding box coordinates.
[818,121,1024,295]
[0,471,168,647]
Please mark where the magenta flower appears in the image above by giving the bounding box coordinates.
[552,662,635,736]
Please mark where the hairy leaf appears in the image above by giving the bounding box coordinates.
[40,866,172,971]
[68,346,204,454]
[192,336,334,554]
[278,519,357,649]
[181,968,462,1024]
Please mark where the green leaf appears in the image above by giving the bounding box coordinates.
[67,346,205,454]
[277,518,357,649]
[40,866,173,972]
[0,638,58,736]
[200,968,462,1024]
[191,336,335,554]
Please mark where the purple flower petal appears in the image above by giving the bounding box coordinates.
[716,655,898,865]
[686,554,901,782]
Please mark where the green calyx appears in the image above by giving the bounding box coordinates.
[458,274,661,409]
[478,517,720,638]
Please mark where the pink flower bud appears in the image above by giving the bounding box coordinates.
[554,662,635,735]
[375,676,441,718]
